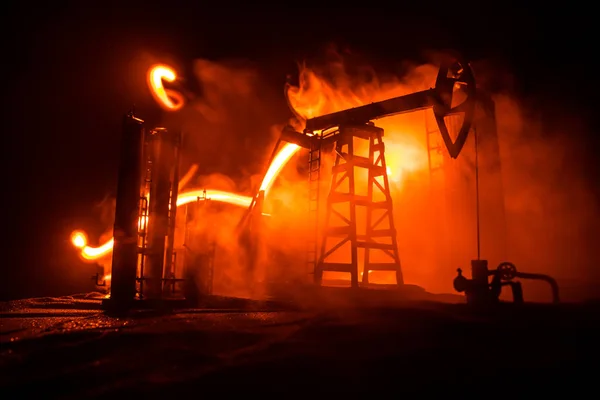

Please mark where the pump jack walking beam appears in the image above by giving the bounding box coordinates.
[283,53,477,159]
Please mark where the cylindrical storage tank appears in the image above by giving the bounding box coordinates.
[109,112,145,307]
[145,128,178,298]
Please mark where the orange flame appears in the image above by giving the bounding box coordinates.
[147,64,185,111]
[286,64,429,185]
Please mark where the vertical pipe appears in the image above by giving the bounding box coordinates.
[145,128,176,298]
[163,131,181,290]
[474,125,481,260]
[182,203,198,302]
[474,95,508,265]
[347,135,359,288]
[109,111,144,307]
[470,259,489,304]
[248,190,265,288]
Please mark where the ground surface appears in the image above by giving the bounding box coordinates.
[1,289,598,397]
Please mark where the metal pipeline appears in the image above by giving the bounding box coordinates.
[515,272,560,304]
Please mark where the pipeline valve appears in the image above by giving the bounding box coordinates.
[453,268,469,293]
[453,261,560,305]
[497,262,517,281]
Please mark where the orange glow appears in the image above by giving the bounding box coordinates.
[70,231,87,249]
[81,238,114,260]
[176,189,252,208]
[286,65,429,188]
[147,64,185,111]
[71,189,252,261]
[259,143,300,194]
[178,164,198,191]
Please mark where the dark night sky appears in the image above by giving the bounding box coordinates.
[2,2,598,300]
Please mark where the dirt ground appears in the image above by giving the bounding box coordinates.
[1,290,598,397]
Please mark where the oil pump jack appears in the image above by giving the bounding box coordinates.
[243,53,559,304]
[240,53,475,289]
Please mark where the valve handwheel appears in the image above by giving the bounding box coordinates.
[497,262,517,281]
[433,53,477,159]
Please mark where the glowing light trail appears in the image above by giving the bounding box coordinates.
[147,64,185,111]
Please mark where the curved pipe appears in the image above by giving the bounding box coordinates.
[515,272,560,304]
